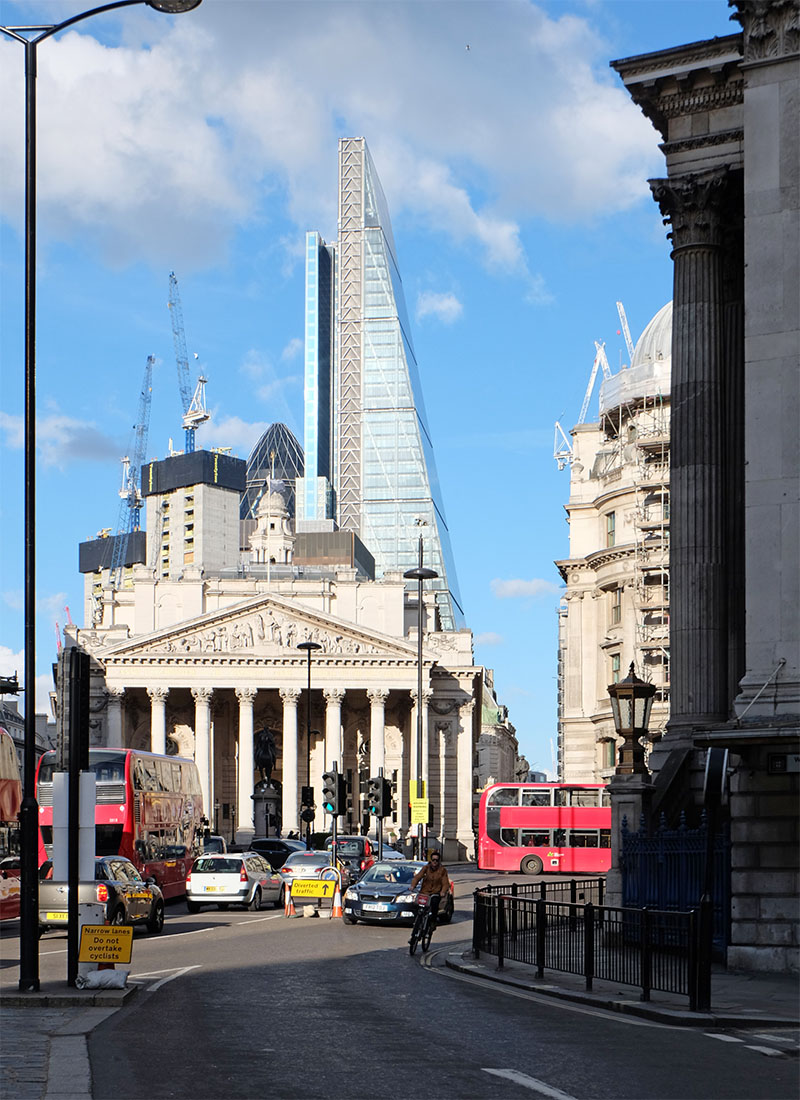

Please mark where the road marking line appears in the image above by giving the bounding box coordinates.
[705,1034,743,1042]
[130,965,202,991]
[482,1068,577,1098]
[39,949,68,956]
[233,913,284,925]
[745,1045,784,1057]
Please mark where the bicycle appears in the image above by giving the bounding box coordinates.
[408,892,435,955]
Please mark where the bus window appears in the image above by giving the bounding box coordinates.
[554,789,569,807]
[599,830,611,848]
[500,828,518,846]
[552,829,567,846]
[487,787,519,807]
[520,789,551,807]
[569,830,600,847]
[520,831,549,847]
[571,790,600,807]
[601,790,611,808]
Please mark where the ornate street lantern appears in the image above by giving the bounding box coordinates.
[607,663,656,776]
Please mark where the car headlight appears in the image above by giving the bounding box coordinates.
[344,888,357,901]
[395,894,416,904]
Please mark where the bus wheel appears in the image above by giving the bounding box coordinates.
[520,855,543,875]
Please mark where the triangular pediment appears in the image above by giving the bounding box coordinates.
[100,594,419,663]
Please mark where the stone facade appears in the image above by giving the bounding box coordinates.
[556,305,672,783]
[611,0,799,973]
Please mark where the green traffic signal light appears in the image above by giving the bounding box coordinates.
[367,776,382,815]
[321,770,337,814]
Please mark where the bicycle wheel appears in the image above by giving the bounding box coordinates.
[409,916,421,955]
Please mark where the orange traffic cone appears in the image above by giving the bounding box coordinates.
[284,886,296,918]
[331,884,343,919]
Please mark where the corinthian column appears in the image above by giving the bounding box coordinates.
[106,687,124,745]
[148,687,168,756]
[456,700,475,858]
[280,688,301,836]
[192,687,213,816]
[323,688,345,770]
[367,688,389,776]
[235,688,256,844]
[650,168,733,733]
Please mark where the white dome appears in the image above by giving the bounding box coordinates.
[599,301,671,414]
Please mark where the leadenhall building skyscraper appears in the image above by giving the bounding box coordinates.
[297,137,464,632]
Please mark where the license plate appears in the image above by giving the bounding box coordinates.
[363,903,389,912]
[45,912,67,921]
[204,886,223,892]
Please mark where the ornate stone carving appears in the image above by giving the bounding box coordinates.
[278,687,301,705]
[650,168,734,251]
[147,686,168,703]
[236,687,257,706]
[324,688,346,706]
[429,698,456,716]
[367,687,390,705]
[191,687,213,706]
[731,0,800,62]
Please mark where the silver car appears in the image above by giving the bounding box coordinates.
[186,852,282,913]
[279,851,340,893]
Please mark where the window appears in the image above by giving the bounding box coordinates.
[487,787,519,807]
[520,789,551,807]
[606,512,616,547]
[603,740,616,769]
[571,789,600,807]
[611,653,621,683]
[611,587,622,625]
[520,831,550,847]
[569,831,600,848]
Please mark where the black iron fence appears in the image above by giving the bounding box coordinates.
[473,887,713,1012]
[478,877,605,907]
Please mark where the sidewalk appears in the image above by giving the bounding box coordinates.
[443,942,800,1029]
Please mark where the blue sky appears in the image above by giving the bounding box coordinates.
[0,0,732,772]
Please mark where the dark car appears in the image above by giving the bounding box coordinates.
[248,837,308,869]
[38,856,165,935]
[326,835,376,884]
[342,860,454,926]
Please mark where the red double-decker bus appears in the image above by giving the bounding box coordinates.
[478,782,611,875]
[35,748,204,899]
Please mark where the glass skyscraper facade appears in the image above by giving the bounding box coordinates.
[298,137,464,631]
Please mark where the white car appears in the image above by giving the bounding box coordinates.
[186,852,283,912]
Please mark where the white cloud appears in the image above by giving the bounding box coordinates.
[0,412,24,449]
[200,416,270,458]
[1,410,119,466]
[491,578,562,599]
[281,337,303,362]
[0,645,53,717]
[475,631,504,647]
[0,2,661,273]
[416,291,463,325]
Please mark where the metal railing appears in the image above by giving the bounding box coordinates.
[473,888,712,1012]
[477,877,605,906]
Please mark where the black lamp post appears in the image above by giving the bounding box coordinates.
[297,640,321,848]
[403,536,437,858]
[607,662,656,776]
[0,0,202,994]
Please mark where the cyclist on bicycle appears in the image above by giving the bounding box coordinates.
[410,851,450,929]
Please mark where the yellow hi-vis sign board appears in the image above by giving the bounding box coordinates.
[290,879,336,899]
[409,780,426,800]
[410,798,430,825]
[78,925,133,965]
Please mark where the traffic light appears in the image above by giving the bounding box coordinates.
[321,769,347,815]
[321,770,338,814]
[367,776,393,817]
[367,777,382,816]
[300,786,314,808]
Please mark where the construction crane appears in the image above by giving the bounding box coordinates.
[616,301,635,365]
[167,271,210,453]
[577,340,612,424]
[110,355,155,588]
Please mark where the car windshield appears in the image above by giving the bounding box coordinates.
[360,863,418,885]
[285,853,329,867]
[192,858,243,874]
[334,840,364,856]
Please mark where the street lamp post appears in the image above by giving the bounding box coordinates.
[297,640,321,848]
[404,536,437,859]
[607,662,656,775]
[1,0,201,994]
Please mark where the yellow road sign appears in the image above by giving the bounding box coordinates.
[290,879,336,899]
[78,925,133,965]
[410,798,429,825]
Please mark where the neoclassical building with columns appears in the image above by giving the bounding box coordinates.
[70,463,483,859]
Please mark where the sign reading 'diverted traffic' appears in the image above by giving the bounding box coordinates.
[290,879,336,899]
[78,925,133,965]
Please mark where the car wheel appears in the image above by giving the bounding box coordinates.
[110,907,126,926]
[520,855,543,876]
[343,916,358,925]
[186,900,201,914]
[248,888,262,912]
[147,901,164,934]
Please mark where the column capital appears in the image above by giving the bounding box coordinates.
[459,699,475,719]
[649,168,735,253]
[367,687,390,705]
[236,687,257,706]
[192,686,214,705]
[147,686,168,703]
[730,0,800,63]
[323,687,346,705]
[410,689,433,705]
[107,686,125,702]
[279,687,301,704]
